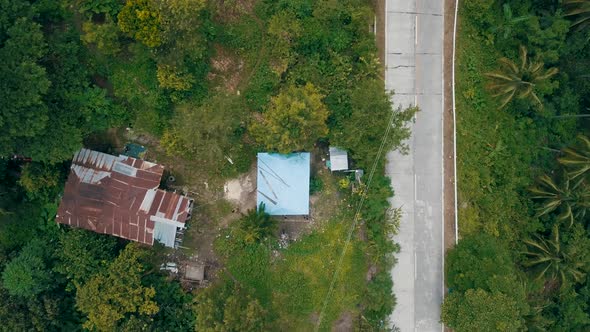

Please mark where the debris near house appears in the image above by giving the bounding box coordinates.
[56,148,194,248]
[160,262,179,274]
[278,231,289,249]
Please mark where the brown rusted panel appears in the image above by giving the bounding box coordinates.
[149,190,164,215]
[176,197,190,223]
[146,218,155,230]
[122,221,130,239]
[127,224,139,241]
[145,232,153,245]
[157,192,171,218]
[159,192,172,216]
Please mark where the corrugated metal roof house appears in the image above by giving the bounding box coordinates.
[56,149,193,247]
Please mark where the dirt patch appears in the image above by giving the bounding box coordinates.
[83,128,125,154]
[365,264,378,281]
[332,311,354,332]
[223,164,257,214]
[208,44,245,93]
[179,199,241,281]
[278,218,313,242]
[92,75,115,97]
[211,0,256,23]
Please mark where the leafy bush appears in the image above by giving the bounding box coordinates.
[239,204,278,244]
[310,176,324,194]
[244,63,280,111]
[81,20,121,55]
[110,43,171,135]
[117,0,162,48]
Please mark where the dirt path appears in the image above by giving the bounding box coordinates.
[444,0,458,254]
[443,0,457,329]
[374,0,386,77]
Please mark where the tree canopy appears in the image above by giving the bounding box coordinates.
[76,244,159,331]
[0,0,414,330]
[118,0,163,48]
[1,239,53,298]
[250,83,329,153]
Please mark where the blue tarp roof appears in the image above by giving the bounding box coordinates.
[123,143,146,159]
[257,152,310,215]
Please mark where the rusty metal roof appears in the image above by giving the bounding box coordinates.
[56,149,193,246]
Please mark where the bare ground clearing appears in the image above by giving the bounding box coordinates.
[208,44,245,94]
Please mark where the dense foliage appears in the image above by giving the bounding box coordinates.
[0,0,412,330]
[445,0,590,330]
[0,0,125,162]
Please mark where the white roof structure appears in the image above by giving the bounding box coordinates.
[257,152,310,215]
[329,147,349,171]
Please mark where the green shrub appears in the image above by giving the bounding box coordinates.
[244,63,280,112]
[310,176,324,194]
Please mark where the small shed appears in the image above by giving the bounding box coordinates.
[257,152,310,215]
[329,147,349,171]
[184,263,205,281]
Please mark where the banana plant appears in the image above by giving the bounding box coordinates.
[492,4,532,39]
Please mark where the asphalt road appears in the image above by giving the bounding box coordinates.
[384,0,444,331]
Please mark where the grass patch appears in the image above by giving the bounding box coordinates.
[109,44,171,135]
[271,217,366,330]
[215,213,366,330]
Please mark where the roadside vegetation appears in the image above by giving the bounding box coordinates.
[445,0,590,330]
[0,0,414,330]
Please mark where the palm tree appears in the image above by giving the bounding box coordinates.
[558,134,590,179]
[523,224,586,286]
[240,203,277,244]
[529,172,590,227]
[564,0,590,32]
[485,46,558,109]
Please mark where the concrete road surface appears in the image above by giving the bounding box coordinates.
[385,0,444,331]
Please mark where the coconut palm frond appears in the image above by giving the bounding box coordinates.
[558,135,590,179]
[486,46,558,109]
[530,172,589,227]
[564,0,590,31]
